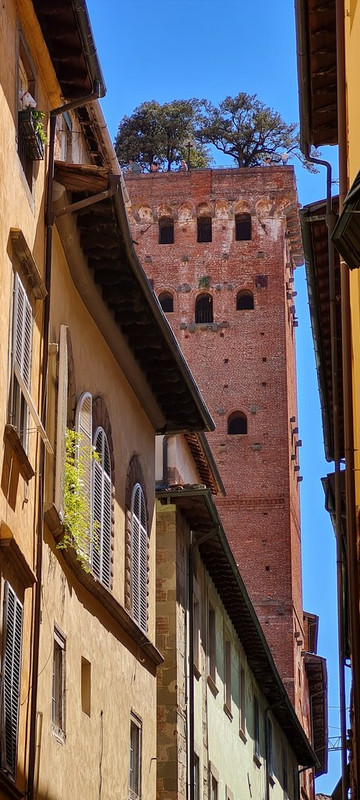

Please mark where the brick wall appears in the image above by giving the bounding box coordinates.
[129,167,305,717]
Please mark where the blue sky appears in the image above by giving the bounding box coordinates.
[87,0,341,790]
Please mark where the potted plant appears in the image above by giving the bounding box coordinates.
[18,108,48,161]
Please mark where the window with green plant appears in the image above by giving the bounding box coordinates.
[60,393,113,587]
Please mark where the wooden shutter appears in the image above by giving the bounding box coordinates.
[55,325,68,520]
[131,484,148,632]
[2,583,23,778]
[92,428,111,588]
[75,392,92,559]
[13,272,32,390]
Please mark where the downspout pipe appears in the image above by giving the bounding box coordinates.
[335,0,360,792]
[27,82,102,800]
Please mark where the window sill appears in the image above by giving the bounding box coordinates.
[0,521,36,587]
[45,503,163,669]
[193,663,201,680]
[223,702,233,721]
[239,728,247,744]
[10,228,47,300]
[207,675,219,697]
[4,424,34,481]
[51,723,66,744]
[269,775,275,788]
[253,754,262,769]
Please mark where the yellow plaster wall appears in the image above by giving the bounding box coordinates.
[345,0,360,512]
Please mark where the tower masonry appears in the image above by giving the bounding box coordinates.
[125,166,307,718]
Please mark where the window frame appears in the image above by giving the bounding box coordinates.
[224,630,232,715]
[227,413,248,436]
[1,582,23,779]
[158,291,174,313]
[239,662,246,739]
[236,290,254,310]
[208,603,216,685]
[130,482,148,633]
[253,694,260,761]
[158,217,174,245]
[129,712,142,799]
[195,293,213,324]
[92,426,112,588]
[52,626,66,741]
[197,216,212,243]
[235,213,252,241]
[10,271,33,453]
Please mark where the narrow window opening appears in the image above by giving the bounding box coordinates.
[158,292,174,313]
[129,714,142,798]
[235,213,252,241]
[239,664,246,736]
[236,290,254,310]
[228,413,247,435]
[254,695,260,758]
[159,217,174,244]
[81,657,91,716]
[224,635,231,711]
[52,627,66,737]
[208,604,216,682]
[197,216,212,243]
[195,293,213,324]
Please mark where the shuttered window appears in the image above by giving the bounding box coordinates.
[92,427,112,588]
[11,273,33,450]
[55,325,68,520]
[130,483,148,632]
[1,583,23,778]
[75,396,112,587]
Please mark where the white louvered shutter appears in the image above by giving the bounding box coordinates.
[92,429,111,588]
[13,273,32,390]
[2,583,23,778]
[75,392,92,559]
[55,326,68,520]
[131,484,148,632]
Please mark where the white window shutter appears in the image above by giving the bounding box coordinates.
[75,392,92,558]
[13,273,33,390]
[2,583,23,778]
[92,428,112,588]
[55,325,68,520]
[131,484,148,632]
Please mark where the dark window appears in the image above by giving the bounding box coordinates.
[159,217,174,244]
[236,290,254,310]
[158,292,174,312]
[235,213,252,240]
[254,695,260,757]
[195,293,213,324]
[228,413,247,435]
[197,216,212,243]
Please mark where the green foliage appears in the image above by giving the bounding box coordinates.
[114,99,212,172]
[195,92,319,172]
[31,110,48,145]
[58,428,97,570]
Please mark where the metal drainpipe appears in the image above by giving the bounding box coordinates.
[27,82,101,800]
[301,146,348,800]
[336,0,360,792]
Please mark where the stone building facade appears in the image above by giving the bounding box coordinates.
[155,433,317,800]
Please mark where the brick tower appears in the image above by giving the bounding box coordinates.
[125,167,312,727]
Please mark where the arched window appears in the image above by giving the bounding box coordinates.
[197,216,212,243]
[159,217,174,244]
[228,412,247,435]
[130,483,148,632]
[92,427,112,588]
[75,392,113,588]
[235,213,252,241]
[195,293,213,324]
[236,290,254,310]
[158,291,174,313]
